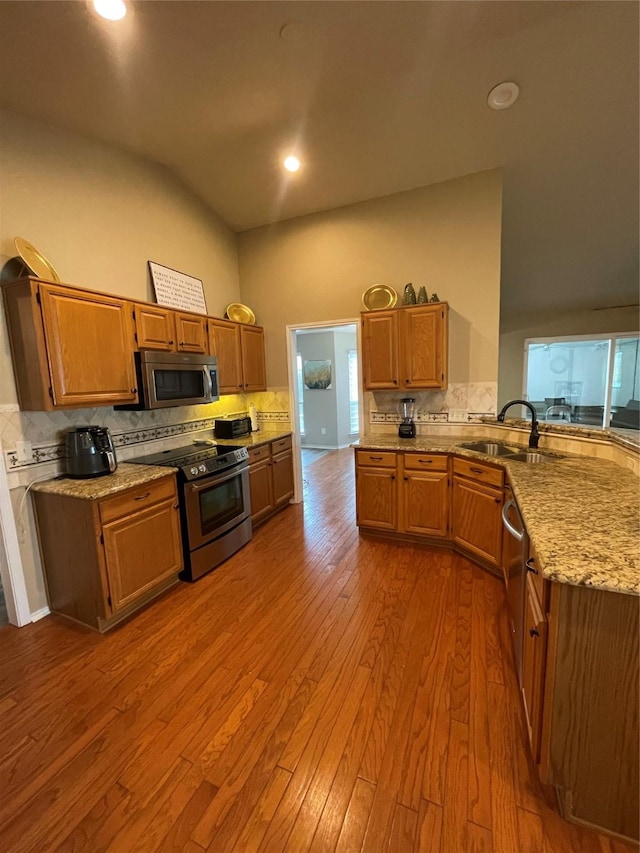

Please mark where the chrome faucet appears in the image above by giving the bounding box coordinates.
[497,399,540,448]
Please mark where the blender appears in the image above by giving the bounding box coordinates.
[398,397,416,438]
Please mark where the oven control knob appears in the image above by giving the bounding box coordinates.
[198,464,207,473]
[190,466,199,476]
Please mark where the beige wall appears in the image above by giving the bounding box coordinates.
[0,109,240,406]
[238,170,503,388]
[498,305,640,407]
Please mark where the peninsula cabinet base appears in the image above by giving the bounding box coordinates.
[357,525,503,578]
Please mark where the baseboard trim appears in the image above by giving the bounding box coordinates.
[31,606,50,623]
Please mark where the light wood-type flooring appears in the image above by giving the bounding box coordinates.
[0,448,636,852]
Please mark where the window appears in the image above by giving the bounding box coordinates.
[523,333,640,429]
[348,349,359,434]
[296,354,305,435]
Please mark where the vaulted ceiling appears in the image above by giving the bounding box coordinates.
[0,1,637,329]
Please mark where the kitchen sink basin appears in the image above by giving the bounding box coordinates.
[508,451,565,464]
[460,441,519,457]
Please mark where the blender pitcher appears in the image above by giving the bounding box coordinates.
[398,397,416,438]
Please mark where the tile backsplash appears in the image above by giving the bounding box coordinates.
[1,388,292,478]
[366,382,497,427]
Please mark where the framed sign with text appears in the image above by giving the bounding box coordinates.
[148,261,207,315]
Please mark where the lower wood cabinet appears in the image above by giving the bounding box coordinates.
[248,435,294,526]
[33,474,183,632]
[355,450,398,530]
[401,453,449,537]
[451,457,503,569]
[521,572,547,763]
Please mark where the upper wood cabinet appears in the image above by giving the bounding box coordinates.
[174,311,208,354]
[2,278,138,410]
[208,319,267,393]
[361,303,448,391]
[133,303,176,351]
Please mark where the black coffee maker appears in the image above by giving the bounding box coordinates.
[398,398,416,438]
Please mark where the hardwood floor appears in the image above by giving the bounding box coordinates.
[0,447,635,852]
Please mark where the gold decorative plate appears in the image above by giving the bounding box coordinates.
[14,237,61,283]
[225,303,256,325]
[362,284,397,311]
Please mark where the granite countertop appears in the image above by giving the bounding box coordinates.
[213,429,292,449]
[30,463,177,500]
[354,434,640,596]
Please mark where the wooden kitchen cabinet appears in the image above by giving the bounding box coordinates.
[272,436,294,508]
[2,277,138,410]
[33,474,182,632]
[361,303,448,391]
[133,303,176,351]
[208,320,267,393]
[355,450,398,530]
[174,311,208,353]
[401,453,449,537]
[451,457,503,570]
[521,572,548,763]
[248,434,294,526]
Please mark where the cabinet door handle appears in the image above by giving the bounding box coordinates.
[393,379,398,385]
[529,627,539,638]
[404,379,410,383]
[495,498,501,504]
[470,467,483,474]
[418,459,433,464]
[403,476,408,481]
[134,492,151,501]
[368,456,383,461]
[174,503,179,510]
[390,475,395,480]
[168,340,174,345]
[526,558,539,574]
[131,388,137,394]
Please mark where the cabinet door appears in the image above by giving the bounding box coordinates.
[39,284,138,407]
[240,325,267,391]
[356,466,397,530]
[208,319,242,393]
[362,311,398,390]
[451,476,503,567]
[402,470,449,537]
[272,449,294,507]
[175,312,208,353]
[249,457,274,523]
[102,498,182,612]
[134,304,176,351]
[522,574,548,763]
[400,304,448,390]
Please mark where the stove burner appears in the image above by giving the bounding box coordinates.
[127,443,249,480]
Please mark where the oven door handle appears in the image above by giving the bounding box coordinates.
[189,463,249,492]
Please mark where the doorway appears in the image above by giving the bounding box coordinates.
[286,320,362,502]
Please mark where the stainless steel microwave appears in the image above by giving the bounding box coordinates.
[116,350,219,410]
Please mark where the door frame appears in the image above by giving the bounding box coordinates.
[0,436,31,626]
[285,319,363,503]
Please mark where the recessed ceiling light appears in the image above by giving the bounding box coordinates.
[283,156,301,173]
[93,0,127,21]
[487,81,520,111]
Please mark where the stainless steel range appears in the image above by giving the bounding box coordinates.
[128,443,251,581]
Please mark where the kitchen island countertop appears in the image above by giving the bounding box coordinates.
[354,434,640,596]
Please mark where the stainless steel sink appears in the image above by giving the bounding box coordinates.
[460,441,519,457]
[508,451,564,464]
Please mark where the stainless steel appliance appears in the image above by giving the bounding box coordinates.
[501,486,528,685]
[116,350,219,410]
[398,397,416,438]
[65,426,117,479]
[214,416,252,439]
[128,443,251,581]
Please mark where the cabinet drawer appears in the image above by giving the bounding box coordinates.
[248,444,271,464]
[453,456,503,489]
[356,450,397,468]
[271,435,292,455]
[403,453,448,472]
[99,476,176,525]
